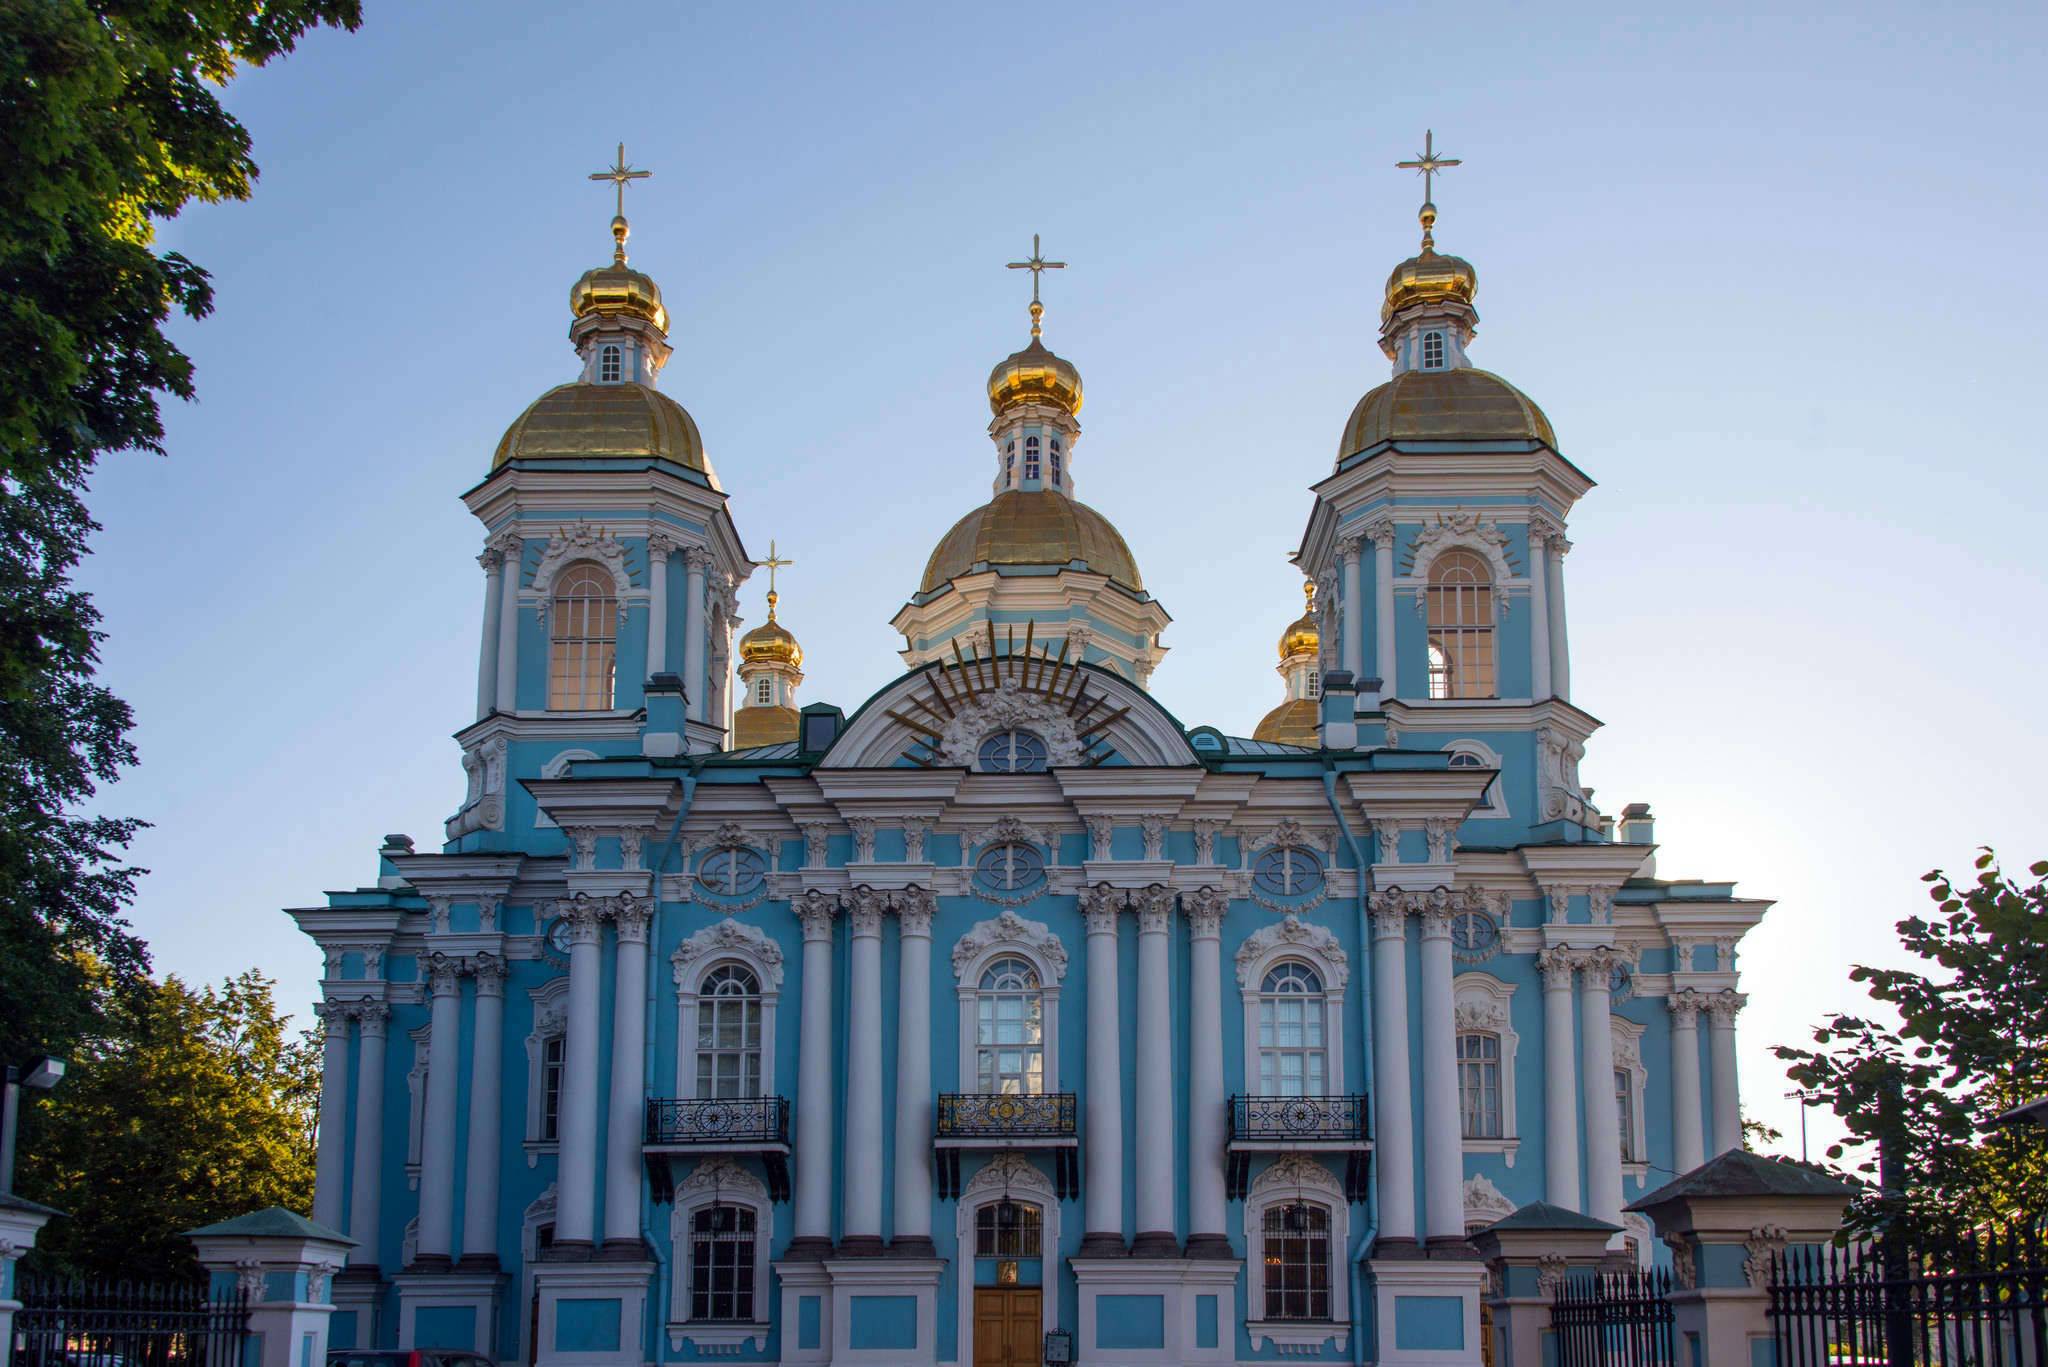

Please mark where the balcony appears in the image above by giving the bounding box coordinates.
[1227,1094,1370,1201]
[643,1096,791,1202]
[933,1092,1079,1199]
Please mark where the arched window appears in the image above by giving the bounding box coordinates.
[549,562,617,710]
[1305,669,1321,699]
[696,965,763,1098]
[1615,1067,1637,1162]
[1259,1202,1332,1321]
[1024,435,1041,479]
[754,678,773,705]
[976,956,1044,1094]
[974,1199,1042,1257]
[1005,444,1016,484]
[1421,330,1446,370]
[688,1202,756,1321]
[1458,1032,1503,1137]
[978,729,1048,773]
[1258,963,1327,1096]
[599,344,623,383]
[1426,549,1495,699]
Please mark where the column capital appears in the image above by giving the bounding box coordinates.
[1707,989,1748,1023]
[471,951,508,995]
[683,545,715,572]
[1132,884,1173,934]
[1336,531,1366,562]
[1369,899,1408,941]
[312,998,348,1024]
[794,888,838,941]
[612,891,653,944]
[891,885,936,936]
[426,952,464,996]
[485,529,524,560]
[1362,513,1398,550]
[1183,886,1227,938]
[1373,819,1404,865]
[845,885,886,938]
[1536,948,1577,990]
[1418,905,1456,941]
[1084,815,1114,862]
[353,1000,391,1034]
[1083,882,1125,933]
[646,530,679,561]
[1668,987,1709,1025]
[1527,510,1568,548]
[1138,815,1169,862]
[561,893,607,944]
[1422,816,1459,865]
[1576,945,1622,982]
[477,545,506,572]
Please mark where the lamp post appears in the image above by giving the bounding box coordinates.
[0,1056,67,1196]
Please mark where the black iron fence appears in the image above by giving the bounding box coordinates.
[644,1095,790,1146]
[12,1276,250,1367]
[1769,1216,2048,1366]
[1550,1267,1677,1367]
[935,1092,1077,1138]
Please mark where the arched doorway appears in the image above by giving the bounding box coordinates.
[956,1154,1060,1367]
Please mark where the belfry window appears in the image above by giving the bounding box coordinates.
[1257,963,1327,1096]
[696,965,763,1099]
[688,1204,756,1321]
[599,344,623,383]
[1050,437,1063,486]
[1260,1203,1332,1321]
[1024,435,1041,479]
[1458,1032,1503,1138]
[975,955,1045,1094]
[1421,330,1446,370]
[541,1036,565,1141]
[1005,443,1016,485]
[548,563,617,710]
[1426,549,1496,699]
[755,678,773,705]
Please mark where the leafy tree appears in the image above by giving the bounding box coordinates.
[0,0,361,1062]
[1774,851,2048,1239]
[17,970,322,1281]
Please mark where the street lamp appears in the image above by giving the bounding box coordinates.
[0,1055,67,1196]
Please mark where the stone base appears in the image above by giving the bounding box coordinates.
[1183,1232,1234,1260]
[1076,1230,1129,1258]
[329,1272,383,1352]
[1069,1256,1241,1365]
[771,1256,943,1366]
[1369,1256,1489,1366]
[530,1259,654,1367]
[393,1270,504,1356]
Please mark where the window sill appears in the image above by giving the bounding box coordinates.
[665,1323,768,1354]
[1247,1320,1349,1354]
[1462,1136,1521,1168]
[1624,1159,1648,1185]
[522,1139,559,1169]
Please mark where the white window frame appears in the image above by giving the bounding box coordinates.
[1254,962,1332,1097]
[1444,739,1512,819]
[599,344,623,383]
[1613,1016,1649,1184]
[951,912,1066,1093]
[523,977,571,1162]
[1235,917,1348,1097]
[671,921,785,1100]
[1421,330,1447,370]
[1454,973,1521,1166]
[1244,1154,1350,1352]
[668,1158,771,1350]
[405,1022,430,1186]
[955,1154,1061,1367]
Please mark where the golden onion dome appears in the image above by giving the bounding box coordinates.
[1338,367,1556,459]
[1382,246,1477,323]
[1253,697,1321,748]
[569,216,669,332]
[1278,581,1320,661]
[737,594,803,669]
[988,337,1084,418]
[732,703,800,749]
[920,490,1141,595]
[493,382,705,471]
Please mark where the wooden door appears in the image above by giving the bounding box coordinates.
[973,1288,1042,1367]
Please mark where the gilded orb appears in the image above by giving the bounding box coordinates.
[988,338,1083,418]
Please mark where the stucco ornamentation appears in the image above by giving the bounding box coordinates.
[1709,990,1748,1023]
[902,819,929,863]
[1139,814,1169,862]
[1407,512,1517,591]
[1184,886,1228,938]
[952,911,1068,983]
[1373,820,1403,865]
[1082,883,1124,933]
[1236,914,1349,990]
[233,1259,265,1299]
[1193,820,1221,866]
[680,1155,769,1200]
[846,817,877,864]
[672,920,785,990]
[793,888,837,941]
[967,814,1052,853]
[842,886,887,937]
[1423,816,1458,865]
[1743,1225,1788,1288]
[1667,1237,1697,1289]
[1462,1173,1516,1227]
[1536,949,1577,991]
[932,682,1086,768]
[1131,885,1173,935]
[1247,818,1336,859]
[1084,816,1113,862]
[1248,1153,1343,1201]
[961,1150,1057,1201]
[800,823,828,868]
[892,885,936,936]
[1668,988,1707,1026]
[529,520,635,625]
[1535,1254,1569,1299]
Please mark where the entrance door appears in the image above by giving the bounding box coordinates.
[972,1288,1042,1367]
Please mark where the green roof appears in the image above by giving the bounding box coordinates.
[184,1207,353,1243]
[1484,1200,1622,1233]
[1627,1150,1855,1212]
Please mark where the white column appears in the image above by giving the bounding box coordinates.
[602,898,652,1253]
[1340,536,1365,678]
[1708,992,1745,1156]
[346,1004,389,1269]
[1369,519,1397,695]
[891,889,937,1255]
[494,537,521,715]
[1418,905,1464,1246]
[1669,991,1706,1176]
[682,549,710,722]
[1080,885,1126,1255]
[459,955,506,1267]
[790,892,838,1255]
[1537,950,1581,1211]
[476,550,504,719]
[1527,525,1552,700]
[841,889,886,1254]
[1184,889,1229,1257]
[1131,886,1178,1257]
[413,955,465,1267]
[312,1000,351,1231]
[1547,538,1572,701]
[646,535,673,676]
[553,899,607,1253]
[1369,898,1416,1246]
[1579,949,1624,1232]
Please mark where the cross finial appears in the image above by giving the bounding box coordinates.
[1006,233,1066,338]
[756,540,794,619]
[1396,130,1461,251]
[588,142,653,265]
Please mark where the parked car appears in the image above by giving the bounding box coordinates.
[328,1351,494,1367]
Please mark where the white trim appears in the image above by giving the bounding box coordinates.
[1455,972,1521,1167]
[1613,1016,1649,1181]
[523,977,570,1161]
[534,749,600,827]
[405,1022,430,1186]
[1243,1154,1351,1352]
[1462,1172,1517,1231]
[671,925,783,1101]
[1443,739,1512,819]
[517,1184,556,1364]
[952,914,1066,1093]
[954,1153,1061,1367]
[1237,918,1348,1098]
[668,1158,771,1349]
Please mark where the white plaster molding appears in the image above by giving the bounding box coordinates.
[951,911,1069,984]
[1245,1155,1351,1353]
[529,520,634,610]
[1234,915,1350,991]
[669,1158,772,1347]
[1454,971,1521,1162]
[1462,1172,1517,1230]
[955,1154,1062,1367]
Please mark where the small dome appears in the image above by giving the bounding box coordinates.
[1253,698,1320,748]
[738,607,803,670]
[1278,582,1320,661]
[1382,246,1476,323]
[988,337,1083,418]
[732,703,800,749]
[1338,368,1556,459]
[570,257,669,333]
[921,490,1141,595]
[493,383,705,471]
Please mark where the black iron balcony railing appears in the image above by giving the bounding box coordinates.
[1228,1094,1371,1202]
[645,1095,791,1147]
[936,1092,1078,1139]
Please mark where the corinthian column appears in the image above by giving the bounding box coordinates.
[841,888,887,1255]
[346,1003,390,1271]
[1536,951,1581,1211]
[459,954,507,1269]
[1547,534,1572,701]
[1184,888,1230,1258]
[1668,990,1706,1176]
[1418,897,1464,1247]
[553,897,607,1254]
[602,896,652,1257]
[1367,517,1397,695]
[1579,949,1624,1231]
[1339,535,1365,678]
[682,548,710,722]
[413,954,465,1269]
[1526,516,1555,700]
[494,534,521,715]
[1131,886,1179,1258]
[1079,885,1126,1256]
[312,1000,351,1231]
[788,891,838,1258]
[476,547,504,720]
[891,888,937,1256]
[645,534,675,676]
[1707,992,1745,1156]
[1369,895,1416,1247]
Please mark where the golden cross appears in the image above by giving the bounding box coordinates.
[756,540,794,598]
[1006,233,1066,337]
[1397,129,1461,205]
[588,142,652,218]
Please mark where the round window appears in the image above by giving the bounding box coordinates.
[1609,961,1635,1003]
[974,842,1047,896]
[978,729,1049,774]
[1450,911,1501,961]
[697,846,767,898]
[1251,846,1325,898]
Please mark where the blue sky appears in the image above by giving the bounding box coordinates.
[82,1,2047,1156]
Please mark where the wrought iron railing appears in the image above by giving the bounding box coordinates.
[13,1276,251,1367]
[644,1095,790,1146]
[1230,1094,1369,1143]
[936,1092,1078,1138]
[1551,1267,1676,1367]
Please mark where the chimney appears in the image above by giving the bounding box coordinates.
[1319,671,1358,750]
[642,672,689,758]
[1620,802,1656,878]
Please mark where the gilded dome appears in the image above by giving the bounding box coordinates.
[988,338,1083,418]
[1338,367,1555,458]
[1278,582,1320,661]
[493,383,705,471]
[570,217,669,332]
[738,602,803,670]
[732,703,800,749]
[1253,698,1320,748]
[920,491,1141,594]
[1382,246,1476,323]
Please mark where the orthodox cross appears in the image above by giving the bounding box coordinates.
[589,142,652,217]
[1396,129,1460,205]
[1006,233,1065,337]
[756,540,794,611]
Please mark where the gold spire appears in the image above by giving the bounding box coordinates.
[1396,129,1461,252]
[757,540,794,623]
[1006,233,1066,339]
[739,540,803,669]
[989,234,1083,416]
[571,142,668,332]
[1382,129,1476,324]
[588,142,652,266]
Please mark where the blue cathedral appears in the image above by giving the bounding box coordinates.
[295,142,1767,1367]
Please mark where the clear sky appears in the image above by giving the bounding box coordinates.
[81,1,2047,1161]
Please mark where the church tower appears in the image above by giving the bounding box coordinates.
[892,238,1170,686]
[1252,581,1323,747]
[731,545,805,748]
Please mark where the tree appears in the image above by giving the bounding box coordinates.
[1774,851,2048,1239]
[0,0,361,1062]
[17,970,322,1281]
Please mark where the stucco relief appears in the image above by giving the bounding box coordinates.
[1235,915,1349,990]
[932,681,1086,768]
[951,910,1069,983]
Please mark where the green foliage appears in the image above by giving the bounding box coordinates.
[0,0,360,1060]
[17,970,323,1281]
[1774,850,2048,1239]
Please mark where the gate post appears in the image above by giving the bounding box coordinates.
[1627,1151,1851,1367]
[188,1208,356,1367]
[1469,1201,1618,1367]
[0,1193,61,1367]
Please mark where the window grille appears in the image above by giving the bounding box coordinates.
[1615,1068,1636,1161]
[1261,1203,1332,1321]
[1426,550,1496,699]
[1459,1032,1503,1137]
[977,729,1048,773]
[1252,846,1325,899]
[1257,963,1327,1096]
[696,965,763,1099]
[548,563,617,710]
[755,678,772,705]
[973,842,1046,897]
[974,1200,1043,1258]
[1421,330,1446,369]
[541,1035,564,1141]
[599,344,623,383]
[1305,669,1320,699]
[976,956,1044,1094]
[1024,435,1041,479]
[697,847,767,898]
[689,1204,756,1321]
